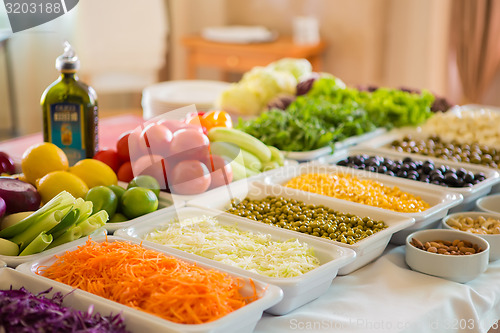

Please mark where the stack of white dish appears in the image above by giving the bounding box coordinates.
[141,80,231,120]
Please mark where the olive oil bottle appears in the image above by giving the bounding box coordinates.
[41,41,98,165]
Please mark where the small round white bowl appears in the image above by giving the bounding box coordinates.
[476,194,500,215]
[405,229,489,283]
[442,212,500,261]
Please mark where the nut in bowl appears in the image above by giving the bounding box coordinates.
[442,212,500,261]
[405,229,489,283]
[476,194,500,215]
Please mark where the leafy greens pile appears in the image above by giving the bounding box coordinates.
[236,77,435,152]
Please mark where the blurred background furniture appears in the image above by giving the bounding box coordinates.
[0,29,17,140]
[182,35,326,81]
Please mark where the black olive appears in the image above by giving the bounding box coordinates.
[377,165,388,173]
[444,173,458,185]
[397,170,408,178]
[337,159,349,166]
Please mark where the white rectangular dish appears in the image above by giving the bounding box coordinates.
[16,236,283,333]
[114,206,356,315]
[256,163,463,245]
[283,128,386,162]
[187,182,415,275]
[358,128,500,194]
[105,192,184,234]
[316,147,500,213]
[0,228,107,268]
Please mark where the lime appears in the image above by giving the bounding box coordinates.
[85,186,118,217]
[108,184,126,202]
[109,212,128,223]
[121,187,158,219]
[127,175,161,198]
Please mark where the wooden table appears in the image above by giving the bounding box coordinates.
[182,35,326,80]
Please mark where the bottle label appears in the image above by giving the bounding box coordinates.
[48,102,85,165]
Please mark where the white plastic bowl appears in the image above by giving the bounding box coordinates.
[187,182,415,275]
[16,236,283,333]
[405,229,489,283]
[442,211,500,261]
[476,194,500,215]
[115,206,356,315]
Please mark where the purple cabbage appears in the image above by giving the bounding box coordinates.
[0,287,130,333]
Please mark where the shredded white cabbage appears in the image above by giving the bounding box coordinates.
[144,216,321,278]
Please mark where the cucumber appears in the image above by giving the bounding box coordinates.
[211,141,263,171]
[229,159,259,181]
[268,145,284,166]
[208,127,272,163]
[262,161,280,171]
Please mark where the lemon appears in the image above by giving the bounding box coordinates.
[21,143,69,185]
[36,171,89,204]
[68,159,118,189]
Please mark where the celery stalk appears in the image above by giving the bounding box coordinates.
[9,207,71,251]
[73,198,93,225]
[47,210,108,249]
[19,232,53,256]
[47,225,83,249]
[79,210,108,236]
[48,208,79,239]
[0,191,75,238]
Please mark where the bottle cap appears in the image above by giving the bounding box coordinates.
[55,41,80,73]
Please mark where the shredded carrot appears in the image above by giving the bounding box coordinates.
[37,239,257,325]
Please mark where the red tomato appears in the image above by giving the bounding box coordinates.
[117,161,134,183]
[139,123,173,158]
[168,129,210,164]
[208,155,233,189]
[131,154,164,175]
[139,159,169,191]
[93,149,121,173]
[127,128,149,164]
[157,119,187,134]
[116,131,132,162]
[169,160,211,195]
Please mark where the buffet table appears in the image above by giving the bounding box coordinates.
[255,244,500,333]
[2,114,500,333]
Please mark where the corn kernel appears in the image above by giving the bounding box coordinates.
[284,173,430,213]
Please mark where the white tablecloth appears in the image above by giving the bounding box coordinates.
[255,245,500,333]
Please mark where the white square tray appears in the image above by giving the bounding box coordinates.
[0,228,107,268]
[105,192,184,234]
[15,236,283,333]
[187,182,415,275]
[358,128,500,194]
[258,163,463,245]
[114,206,356,315]
[316,147,500,213]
